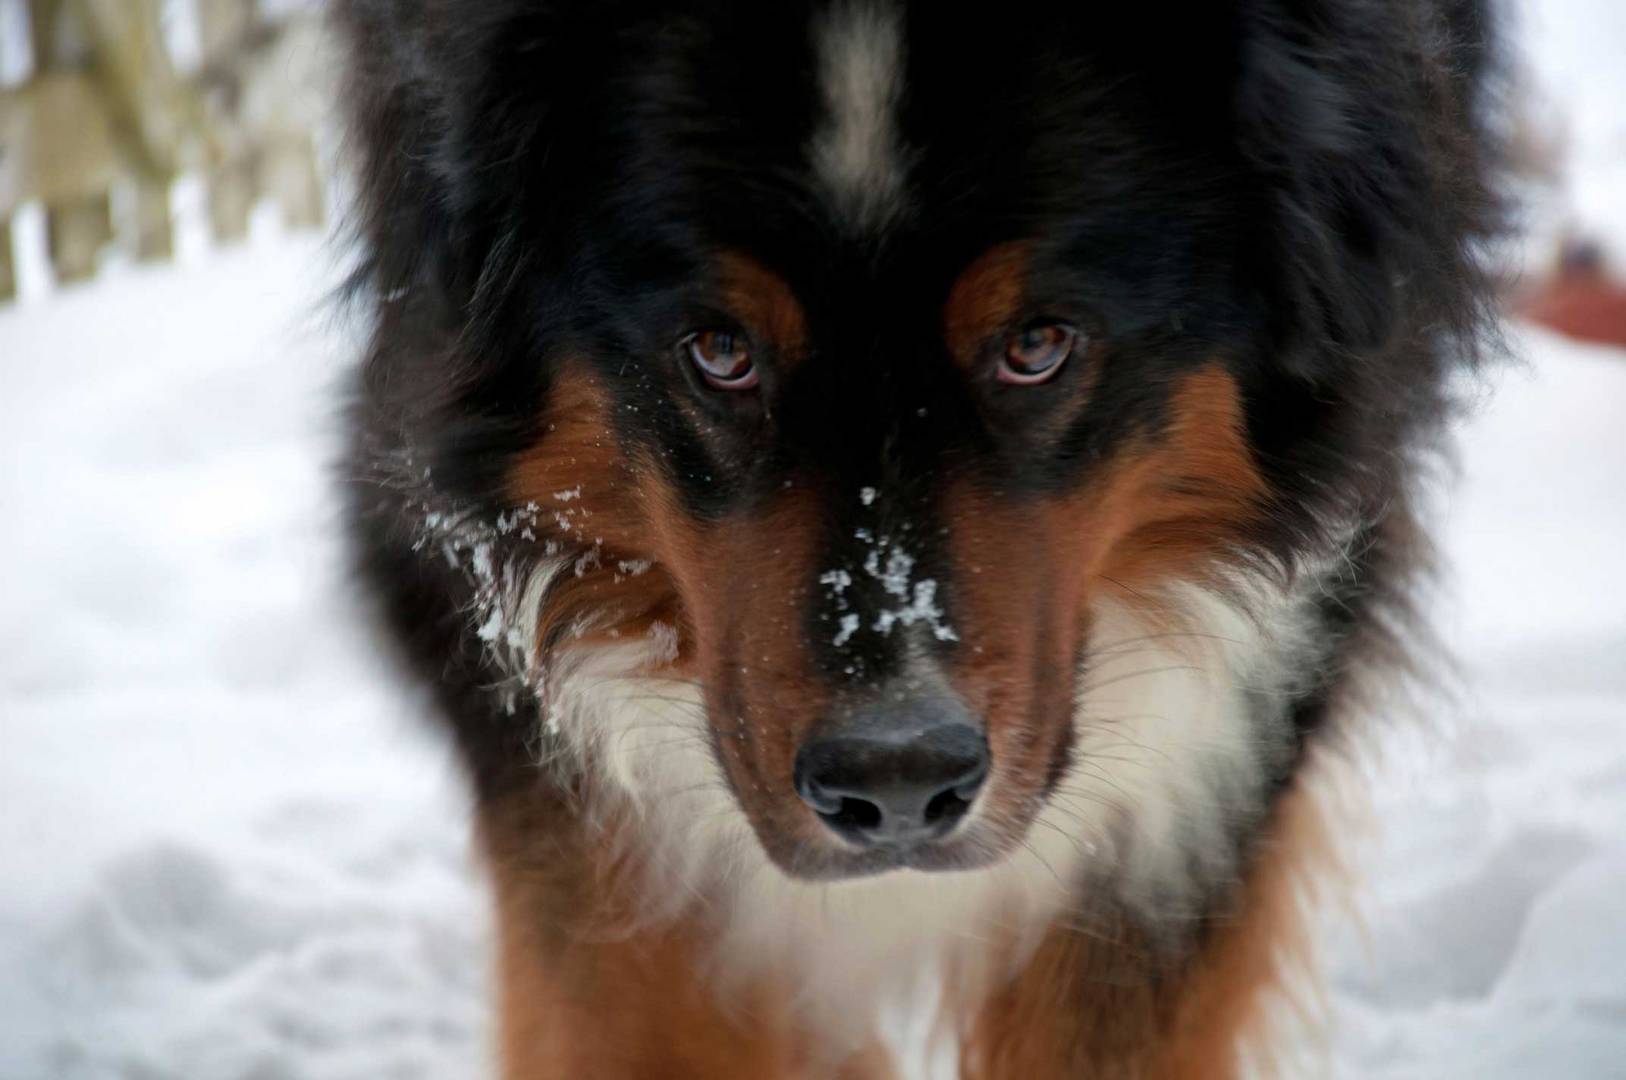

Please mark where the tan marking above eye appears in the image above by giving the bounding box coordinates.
[713,252,809,371]
[944,241,1032,369]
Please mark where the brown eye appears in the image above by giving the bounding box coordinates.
[998,323,1077,385]
[684,330,758,389]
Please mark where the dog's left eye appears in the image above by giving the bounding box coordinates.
[684,330,759,390]
[998,324,1077,385]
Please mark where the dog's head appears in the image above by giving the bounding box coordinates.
[343,2,1493,884]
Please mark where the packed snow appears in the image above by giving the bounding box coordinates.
[1323,328,1626,1077]
[0,234,489,1079]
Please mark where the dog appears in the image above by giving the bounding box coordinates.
[335,2,1498,1075]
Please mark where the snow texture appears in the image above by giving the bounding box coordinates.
[0,230,490,1079]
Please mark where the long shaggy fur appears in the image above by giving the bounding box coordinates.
[334,2,1501,1075]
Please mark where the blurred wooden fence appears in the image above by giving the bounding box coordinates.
[0,0,331,302]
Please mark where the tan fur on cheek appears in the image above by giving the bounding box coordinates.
[506,365,689,653]
[1091,364,1270,590]
[508,365,648,553]
[938,488,1083,840]
[508,360,839,864]
[940,364,1267,837]
[1008,362,1269,606]
[639,484,837,859]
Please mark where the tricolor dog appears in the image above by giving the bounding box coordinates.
[336,1,1499,1074]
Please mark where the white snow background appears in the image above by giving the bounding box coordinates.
[2,2,1624,1075]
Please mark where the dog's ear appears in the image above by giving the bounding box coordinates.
[335,2,586,316]
[334,0,462,305]
[1234,0,1496,380]
[335,1,582,502]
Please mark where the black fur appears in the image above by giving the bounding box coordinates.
[335,0,1499,843]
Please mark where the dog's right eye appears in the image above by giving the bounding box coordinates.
[684,330,759,390]
[997,323,1076,385]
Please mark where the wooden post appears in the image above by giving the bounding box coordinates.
[0,218,16,302]
[26,0,119,283]
[77,0,193,260]
[263,131,322,230]
[27,0,70,68]
[208,154,254,242]
[133,175,171,260]
[47,192,110,282]
[198,0,256,243]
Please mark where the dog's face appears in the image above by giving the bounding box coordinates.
[514,244,1265,880]
[486,5,1277,882]
[354,2,1484,884]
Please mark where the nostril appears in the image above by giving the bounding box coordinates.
[924,757,987,828]
[922,785,968,827]
[954,755,989,801]
[797,774,843,816]
[796,765,882,834]
[824,796,882,834]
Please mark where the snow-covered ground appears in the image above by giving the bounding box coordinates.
[0,235,489,1079]
[1325,329,1626,1077]
[2,223,1623,1078]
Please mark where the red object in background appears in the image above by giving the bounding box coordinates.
[1518,239,1626,350]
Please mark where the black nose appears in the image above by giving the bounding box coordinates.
[794,720,989,847]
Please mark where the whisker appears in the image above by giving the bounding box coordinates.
[1016,838,1068,891]
[1086,629,1246,656]
[1027,815,1098,863]
[1076,663,1203,695]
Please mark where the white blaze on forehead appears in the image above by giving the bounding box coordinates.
[810,1,908,232]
